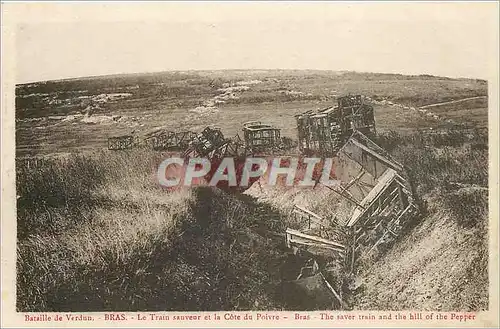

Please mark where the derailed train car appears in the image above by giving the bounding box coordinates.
[295,95,376,156]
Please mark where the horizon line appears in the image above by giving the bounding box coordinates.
[16,68,487,86]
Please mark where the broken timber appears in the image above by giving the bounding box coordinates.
[348,168,418,256]
[286,228,346,258]
[340,132,418,258]
[291,204,328,230]
[182,127,227,158]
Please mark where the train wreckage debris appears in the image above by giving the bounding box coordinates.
[107,95,420,308]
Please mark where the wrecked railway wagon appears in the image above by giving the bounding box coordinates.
[338,131,418,262]
[288,130,418,259]
[107,134,135,150]
[242,121,282,154]
[286,122,419,303]
[296,95,375,156]
[144,130,197,151]
[337,95,376,136]
[183,127,229,158]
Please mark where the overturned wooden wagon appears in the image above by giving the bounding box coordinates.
[286,130,419,273]
[182,127,229,158]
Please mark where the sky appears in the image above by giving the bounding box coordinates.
[9,2,499,83]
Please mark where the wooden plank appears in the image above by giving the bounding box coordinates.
[288,239,346,254]
[286,231,292,249]
[294,205,323,221]
[350,227,356,273]
[286,228,346,249]
[348,169,400,227]
[292,205,329,229]
[319,272,347,310]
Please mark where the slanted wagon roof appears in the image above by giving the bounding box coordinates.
[347,168,399,227]
[339,130,404,173]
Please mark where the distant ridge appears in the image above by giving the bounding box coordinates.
[16,69,486,86]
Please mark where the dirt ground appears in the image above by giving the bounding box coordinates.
[15,70,487,157]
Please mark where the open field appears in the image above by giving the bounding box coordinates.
[15,70,489,312]
[418,96,488,128]
[15,70,487,157]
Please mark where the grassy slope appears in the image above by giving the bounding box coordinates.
[350,132,489,311]
[16,149,297,311]
[353,189,488,311]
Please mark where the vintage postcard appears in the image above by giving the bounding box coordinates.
[1,1,499,328]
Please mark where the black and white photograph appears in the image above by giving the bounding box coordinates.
[1,2,498,327]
